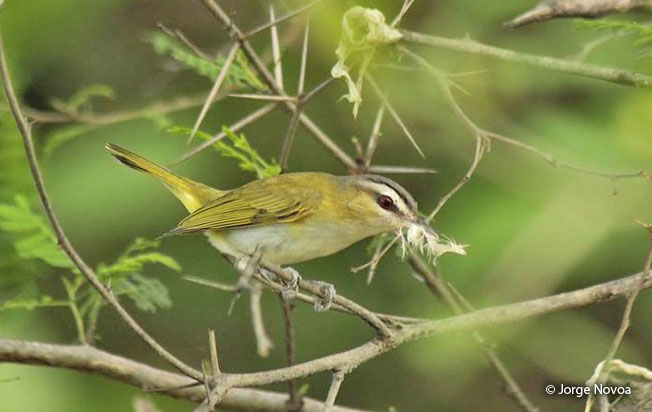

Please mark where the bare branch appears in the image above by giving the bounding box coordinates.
[261,263,393,339]
[0,339,368,412]
[585,224,652,410]
[400,30,652,88]
[200,0,357,169]
[397,45,651,211]
[409,255,539,412]
[24,92,210,125]
[0,19,202,382]
[227,268,652,390]
[504,0,652,29]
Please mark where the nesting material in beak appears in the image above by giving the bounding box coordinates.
[399,219,466,262]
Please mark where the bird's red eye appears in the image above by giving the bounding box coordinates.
[377,195,395,211]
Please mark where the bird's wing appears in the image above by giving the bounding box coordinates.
[166,179,321,235]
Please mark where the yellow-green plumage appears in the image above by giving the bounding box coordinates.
[106,143,417,264]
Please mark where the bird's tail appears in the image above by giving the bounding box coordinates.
[105,143,222,213]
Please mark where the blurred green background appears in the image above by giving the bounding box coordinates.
[1,0,652,411]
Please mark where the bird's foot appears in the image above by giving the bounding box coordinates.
[310,281,337,312]
[280,267,302,300]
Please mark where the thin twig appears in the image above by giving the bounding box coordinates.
[188,42,240,143]
[324,369,347,412]
[363,104,385,169]
[585,224,652,411]
[0,19,202,381]
[408,255,539,412]
[397,45,650,217]
[427,136,486,223]
[157,23,211,60]
[297,21,310,96]
[366,75,425,158]
[367,165,438,175]
[199,0,357,169]
[24,92,210,125]
[269,5,284,91]
[174,102,277,164]
[250,284,274,357]
[261,263,393,339]
[390,0,416,27]
[227,93,297,102]
[400,30,652,88]
[245,0,322,38]
[279,296,302,411]
[350,235,400,275]
[279,106,303,173]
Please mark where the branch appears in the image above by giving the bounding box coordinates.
[0,17,202,381]
[212,269,652,391]
[397,45,651,200]
[399,30,652,88]
[408,255,539,412]
[0,339,369,412]
[504,0,652,29]
[199,0,357,170]
[24,92,209,125]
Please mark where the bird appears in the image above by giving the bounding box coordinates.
[105,143,438,267]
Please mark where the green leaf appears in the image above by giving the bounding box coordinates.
[575,19,652,47]
[98,252,181,277]
[15,232,74,269]
[143,32,266,90]
[114,274,172,313]
[167,126,281,178]
[0,195,73,269]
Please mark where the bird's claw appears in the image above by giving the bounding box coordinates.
[311,281,336,312]
[280,267,302,300]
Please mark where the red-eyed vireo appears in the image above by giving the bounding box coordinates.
[106,144,463,268]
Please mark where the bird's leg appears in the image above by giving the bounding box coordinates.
[279,267,302,300]
[309,280,337,312]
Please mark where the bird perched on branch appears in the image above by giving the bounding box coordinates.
[106,143,463,308]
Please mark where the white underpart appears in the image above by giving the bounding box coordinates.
[400,223,467,262]
[206,219,386,265]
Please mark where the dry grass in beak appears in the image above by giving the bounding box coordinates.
[399,221,467,262]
